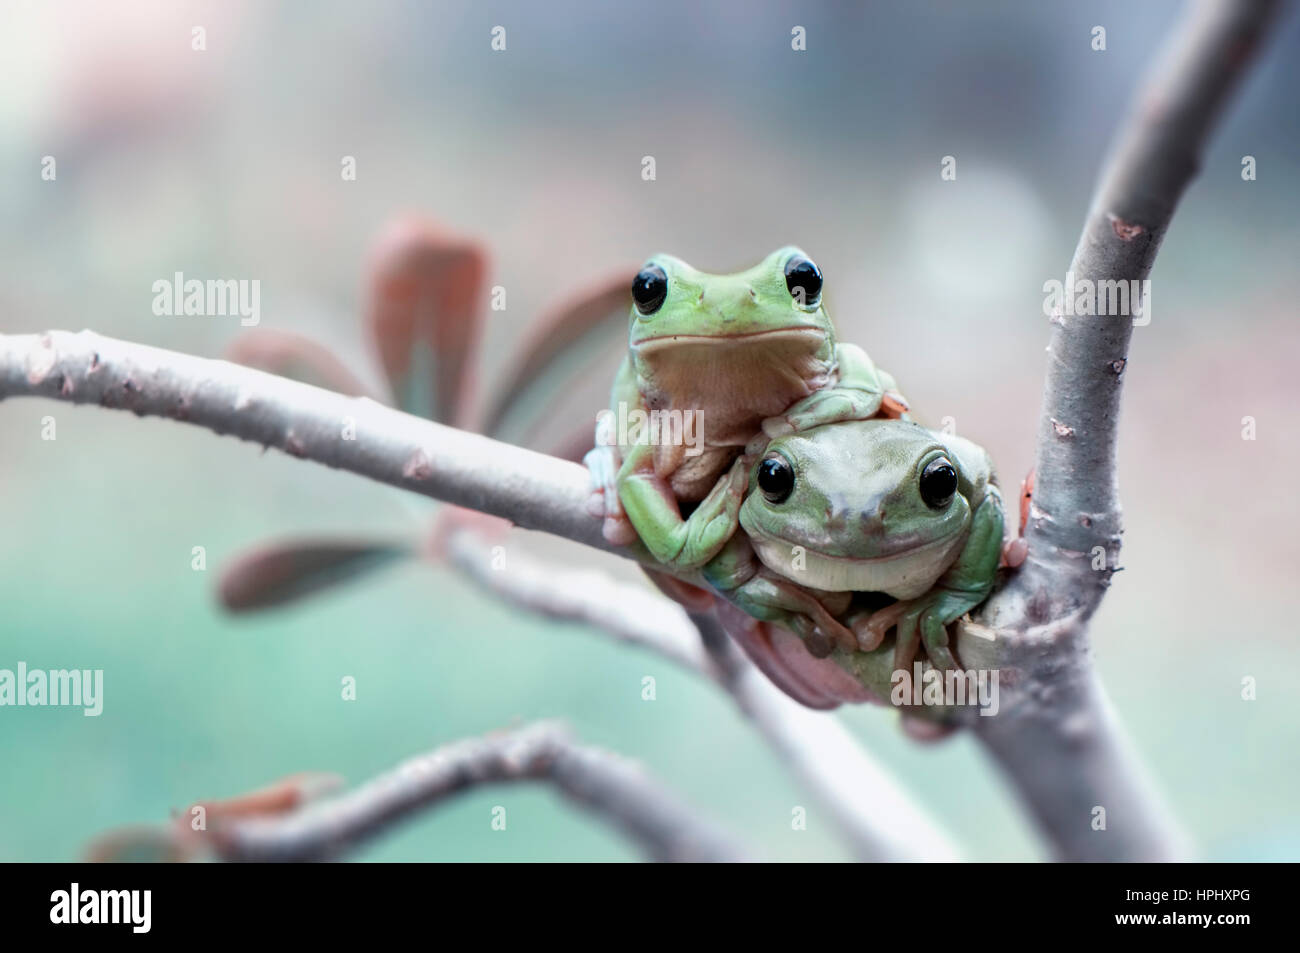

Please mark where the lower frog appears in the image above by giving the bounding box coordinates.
[701,417,1005,673]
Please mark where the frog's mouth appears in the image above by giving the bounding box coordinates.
[746,525,968,600]
[634,326,827,352]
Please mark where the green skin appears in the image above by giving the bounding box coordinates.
[701,418,1004,672]
[585,247,903,571]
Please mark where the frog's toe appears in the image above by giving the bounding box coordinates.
[601,512,639,547]
[760,414,796,440]
[920,609,959,671]
[881,392,910,418]
[1000,536,1029,569]
[584,487,607,520]
[585,478,636,545]
[851,601,907,652]
[892,611,924,672]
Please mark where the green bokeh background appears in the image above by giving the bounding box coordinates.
[2,0,1298,861]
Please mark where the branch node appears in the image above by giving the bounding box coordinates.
[1107,213,1146,241]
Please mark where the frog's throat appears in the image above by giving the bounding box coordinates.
[633,326,836,439]
[746,527,967,600]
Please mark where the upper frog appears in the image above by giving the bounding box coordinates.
[702,418,1004,673]
[585,248,907,573]
[627,247,839,449]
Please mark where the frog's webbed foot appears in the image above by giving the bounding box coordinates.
[620,457,748,571]
[761,385,885,439]
[583,444,637,546]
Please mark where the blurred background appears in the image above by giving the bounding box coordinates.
[1,0,1298,861]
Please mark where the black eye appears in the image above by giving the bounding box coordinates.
[784,255,822,306]
[919,458,957,509]
[757,454,795,504]
[631,264,668,315]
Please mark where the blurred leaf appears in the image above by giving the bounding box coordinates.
[190,771,343,819]
[366,218,488,426]
[218,539,413,613]
[483,269,632,459]
[225,328,373,397]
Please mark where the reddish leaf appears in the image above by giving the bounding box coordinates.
[218,539,411,613]
[189,772,342,821]
[226,329,372,397]
[482,268,632,457]
[366,217,488,425]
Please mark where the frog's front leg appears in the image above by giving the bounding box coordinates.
[763,343,906,437]
[858,487,1005,671]
[616,446,747,571]
[703,535,855,657]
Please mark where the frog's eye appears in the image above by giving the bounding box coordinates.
[783,255,823,307]
[757,454,795,504]
[631,264,668,315]
[919,457,958,509]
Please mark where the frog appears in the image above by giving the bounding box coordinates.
[584,247,907,573]
[701,417,1005,674]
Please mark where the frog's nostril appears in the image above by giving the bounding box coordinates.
[859,509,886,534]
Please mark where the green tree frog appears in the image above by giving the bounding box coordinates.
[702,417,1005,674]
[585,247,907,572]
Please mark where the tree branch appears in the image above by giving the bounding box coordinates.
[201,721,747,862]
[976,0,1284,860]
[446,530,962,862]
[1001,0,1282,608]
[0,329,612,552]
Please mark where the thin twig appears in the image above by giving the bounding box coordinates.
[691,612,962,862]
[446,530,962,862]
[207,721,747,862]
[444,530,715,677]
